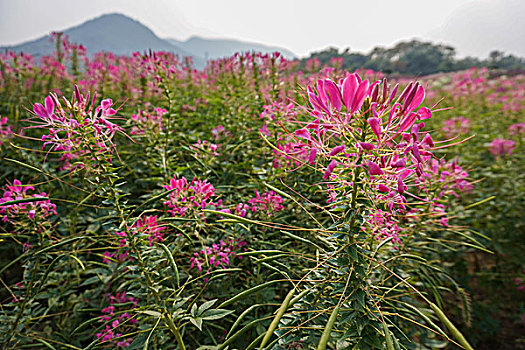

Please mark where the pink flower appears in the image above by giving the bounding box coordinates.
[0,180,57,222]
[378,184,390,193]
[134,215,165,245]
[358,142,375,151]
[342,73,369,114]
[0,116,13,145]
[96,292,137,347]
[442,116,471,138]
[189,238,247,273]
[33,95,56,121]
[323,160,338,180]
[31,86,130,170]
[328,144,345,156]
[295,128,312,140]
[508,123,525,136]
[163,176,220,217]
[323,79,342,111]
[488,138,515,157]
[401,82,425,115]
[367,117,381,140]
[417,107,432,120]
[367,161,384,176]
[248,190,284,215]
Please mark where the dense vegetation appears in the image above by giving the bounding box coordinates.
[301,40,525,76]
[0,36,523,349]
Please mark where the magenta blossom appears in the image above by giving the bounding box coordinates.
[442,116,471,138]
[508,123,525,136]
[30,86,130,170]
[96,292,138,347]
[0,116,13,145]
[0,179,57,223]
[248,190,285,216]
[189,238,247,273]
[134,215,165,245]
[488,138,515,157]
[163,176,221,218]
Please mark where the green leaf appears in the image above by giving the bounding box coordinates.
[197,299,218,315]
[191,303,198,318]
[0,197,49,206]
[80,276,101,287]
[159,243,180,288]
[190,317,203,331]
[217,280,282,309]
[141,310,162,317]
[127,334,147,350]
[201,309,234,320]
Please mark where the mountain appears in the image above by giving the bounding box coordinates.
[1,13,203,67]
[167,36,297,60]
[1,13,298,69]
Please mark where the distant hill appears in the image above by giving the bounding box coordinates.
[0,13,204,67]
[167,36,297,60]
[1,13,297,69]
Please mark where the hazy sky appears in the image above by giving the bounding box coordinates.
[0,0,524,58]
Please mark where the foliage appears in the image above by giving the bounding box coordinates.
[0,34,522,349]
[301,40,525,76]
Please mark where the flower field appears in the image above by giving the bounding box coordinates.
[0,38,523,349]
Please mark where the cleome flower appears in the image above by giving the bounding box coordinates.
[96,292,138,348]
[0,179,57,223]
[163,176,221,218]
[30,85,130,170]
[278,72,463,246]
[488,138,515,157]
[189,238,247,273]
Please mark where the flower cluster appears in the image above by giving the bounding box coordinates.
[442,116,471,138]
[508,122,525,136]
[189,140,220,158]
[163,176,221,217]
[260,102,297,121]
[130,106,166,135]
[189,238,247,273]
[366,210,402,244]
[96,292,138,348]
[102,216,164,264]
[283,72,450,245]
[419,159,473,198]
[488,138,515,157]
[134,215,165,245]
[0,116,13,145]
[247,190,285,216]
[211,125,231,142]
[31,86,129,170]
[0,179,56,223]
[271,137,313,169]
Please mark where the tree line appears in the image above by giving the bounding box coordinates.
[300,40,525,76]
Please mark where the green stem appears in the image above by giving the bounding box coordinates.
[348,116,369,235]
[165,313,187,350]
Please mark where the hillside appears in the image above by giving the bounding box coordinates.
[1,13,297,69]
[0,13,203,66]
[168,36,296,60]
